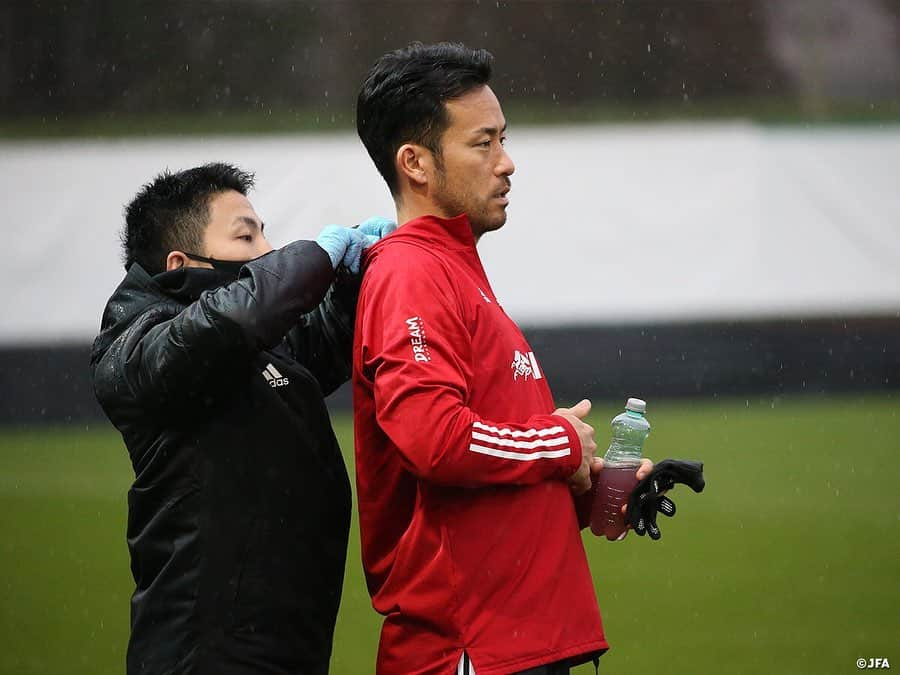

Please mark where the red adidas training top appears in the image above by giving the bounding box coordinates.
[353,214,608,675]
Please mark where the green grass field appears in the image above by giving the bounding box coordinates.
[1,394,897,674]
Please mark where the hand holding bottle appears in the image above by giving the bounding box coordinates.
[552,399,597,496]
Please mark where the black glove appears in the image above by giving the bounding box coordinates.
[627,459,705,540]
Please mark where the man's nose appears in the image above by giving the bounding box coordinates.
[496,146,515,177]
[257,234,275,256]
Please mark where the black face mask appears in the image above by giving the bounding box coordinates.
[184,252,253,279]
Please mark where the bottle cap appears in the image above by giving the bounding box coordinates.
[625,397,646,413]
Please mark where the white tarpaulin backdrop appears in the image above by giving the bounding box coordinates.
[3,122,899,345]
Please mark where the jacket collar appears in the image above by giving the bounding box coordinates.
[90,263,237,365]
[377,213,477,253]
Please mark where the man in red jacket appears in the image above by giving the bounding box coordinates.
[353,42,651,675]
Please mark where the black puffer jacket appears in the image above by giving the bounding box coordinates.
[91,241,355,674]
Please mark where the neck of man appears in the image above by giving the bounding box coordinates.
[395,190,480,243]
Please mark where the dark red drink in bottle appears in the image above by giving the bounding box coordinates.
[590,463,641,540]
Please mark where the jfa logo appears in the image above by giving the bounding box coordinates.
[511,350,543,381]
[857,657,891,670]
[405,316,431,363]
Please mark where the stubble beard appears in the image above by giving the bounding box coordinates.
[434,169,507,239]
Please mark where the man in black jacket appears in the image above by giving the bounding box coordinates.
[90,163,393,674]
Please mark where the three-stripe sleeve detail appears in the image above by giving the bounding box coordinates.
[469,421,571,461]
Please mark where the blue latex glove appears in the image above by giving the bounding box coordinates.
[356,216,397,239]
[315,225,378,274]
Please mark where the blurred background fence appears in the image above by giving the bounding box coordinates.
[2,0,899,130]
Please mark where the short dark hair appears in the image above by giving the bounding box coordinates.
[356,42,493,194]
[121,162,255,274]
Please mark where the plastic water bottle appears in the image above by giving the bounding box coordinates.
[590,397,650,540]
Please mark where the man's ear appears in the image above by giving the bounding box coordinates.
[396,143,431,187]
[166,251,189,272]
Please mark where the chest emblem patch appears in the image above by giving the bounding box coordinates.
[511,350,543,381]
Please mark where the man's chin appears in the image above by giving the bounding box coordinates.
[486,211,508,231]
[471,217,506,241]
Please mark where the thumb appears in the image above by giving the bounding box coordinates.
[569,399,591,419]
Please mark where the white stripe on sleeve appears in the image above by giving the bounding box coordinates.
[469,444,571,461]
[472,421,565,438]
[471,431,569,449]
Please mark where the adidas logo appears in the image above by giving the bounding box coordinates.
[262,363,290,388]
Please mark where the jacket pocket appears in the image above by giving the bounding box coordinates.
[229,516,275,631]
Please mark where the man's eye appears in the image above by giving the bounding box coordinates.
[478,140,491,147]
[500,136,507,145]
[239,235,253,242]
